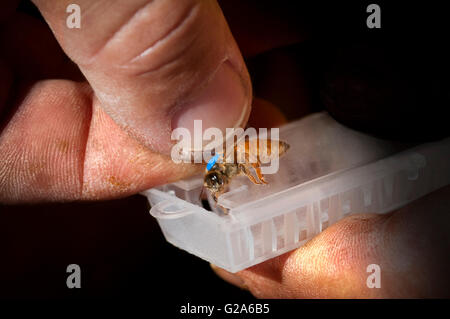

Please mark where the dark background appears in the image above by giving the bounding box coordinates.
[1,0,449,299]
[0,195,254,299]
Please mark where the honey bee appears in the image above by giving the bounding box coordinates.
[203,139,290,203]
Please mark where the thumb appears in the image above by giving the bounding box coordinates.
[32,0,252,154]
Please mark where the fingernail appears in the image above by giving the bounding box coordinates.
[171,61,251,149]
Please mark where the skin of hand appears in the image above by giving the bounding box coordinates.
[1,0,449,298]
[213,185,450,298]
[0,0,257,202]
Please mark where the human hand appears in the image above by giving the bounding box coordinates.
[213,184,450,298]
[0,0,258,202]
[3,0,449,299]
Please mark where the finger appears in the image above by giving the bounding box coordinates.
[0,79,199,202]
[0,84,283,202]
[246,97,287,129]
[32,0,252,155]
[213,185,450,298]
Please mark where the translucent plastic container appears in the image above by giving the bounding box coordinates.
[141,112,450,273]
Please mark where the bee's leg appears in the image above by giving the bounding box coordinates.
[239,164,262,185]
[219,205,230,215]
[210,191,229,214]
[251,162,268,184]
[212,189,224,202]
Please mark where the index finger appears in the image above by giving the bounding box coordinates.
[213,185,450,298]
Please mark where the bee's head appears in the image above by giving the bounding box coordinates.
[204,171,225,192]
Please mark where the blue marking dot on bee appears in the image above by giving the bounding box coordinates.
[207,154,220,171]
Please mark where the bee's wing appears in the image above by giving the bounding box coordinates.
[236,139,290,164]
[181,139,289,165]
[233,138,258,163]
